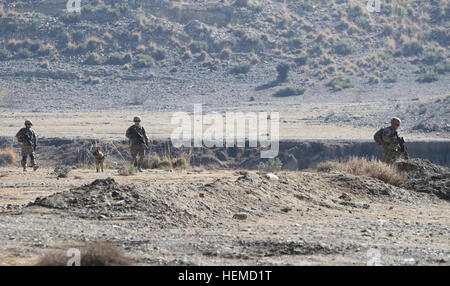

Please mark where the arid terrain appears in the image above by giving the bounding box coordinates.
[0,157,449,266]
[0,0,449,266]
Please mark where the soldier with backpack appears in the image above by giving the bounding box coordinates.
[15,120,39,172]
[125,116,149,172]
[374,117,408,164]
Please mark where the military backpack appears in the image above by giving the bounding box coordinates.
[373,128,384,145]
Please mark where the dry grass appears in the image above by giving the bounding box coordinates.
[0,149,16,166]
[317,156,407,186]
[142,153,190,170]
[36,242,133,266]
[118,163,137,176]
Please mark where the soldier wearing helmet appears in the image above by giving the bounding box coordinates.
[378,117,406,164]
[125,116,149,172]
[15,120,39,171]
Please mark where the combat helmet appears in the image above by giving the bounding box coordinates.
[133,116,141,122]
[24,120,33,126]
[391,117,401,126]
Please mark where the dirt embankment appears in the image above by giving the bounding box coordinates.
[26,158,448,225]
[1,137,449,170]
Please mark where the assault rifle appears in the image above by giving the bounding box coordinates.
[129,127,148,148]
[24,132,36,151]
[398,137,409,160]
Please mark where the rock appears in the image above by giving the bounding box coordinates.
[281,207,292,213]
[339,193,352,201]
[233,213,248,220]
[265,173,279,181]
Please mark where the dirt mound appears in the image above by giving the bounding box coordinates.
[29,178,205,227]
[395,159,450,201]
[26,169,434,228]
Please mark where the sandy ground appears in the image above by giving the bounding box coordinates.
[0,167,448,266]
[1,104,448,142]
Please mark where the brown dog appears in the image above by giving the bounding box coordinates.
[92,146,105,172]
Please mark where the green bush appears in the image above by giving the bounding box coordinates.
[435,62,450,74]
[53,165,71,178]
[16,48,32,59]
[294,54,308,66]
[133,54,154,68]
[327,75,354,91]
[383,73,398,83]
[421,50,444,65]
[308,43,324,57]
[231,62,251,74]
[152,48,167,61]
[273,87,305,97]
[0,47,11,60]
[107,52,132,65]
[333,40,356,55]
[84,53,102,65]
[257,158,283,172]
[402,40,423,57]
[189,41,207,54]
[417,71,438,83]
[276,62,290,82]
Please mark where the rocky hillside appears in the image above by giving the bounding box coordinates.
[0,0,448,115]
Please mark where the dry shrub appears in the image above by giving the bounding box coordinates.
[0,149,16,166]
[118,163,137,176]
[317,156,407,186]
[173,155,190,169]
[143,154,190,169]
[36,242,133,266]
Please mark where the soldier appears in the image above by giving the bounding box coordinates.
[374,117,407,164]
[15,120,39,172]
[125,116,149,172]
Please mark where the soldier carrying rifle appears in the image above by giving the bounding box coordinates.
[125,116,149,172]
[374,117,409,164]
[15,120,39,172]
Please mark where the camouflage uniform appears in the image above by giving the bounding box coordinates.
[381,126,402,164]
[15,127,38,170]
[125,124,148,170]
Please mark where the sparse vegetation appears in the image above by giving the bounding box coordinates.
[107,52,132,65]
[276,62,290,82]
[133,54,154,68]
[273,87,305,97]
[326,75,354,91]
[53,165,71,178]
[36,242,133,266]
[384,73,398,83]
[0,149,16,166]
[333,40,356,55]
[317,157,407,186]
[84,76,102,85]
[118,163,137,176]
[417,70,438,83]
[257,158,283,173]
[84,53,102,65]
[231,62,251,74]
